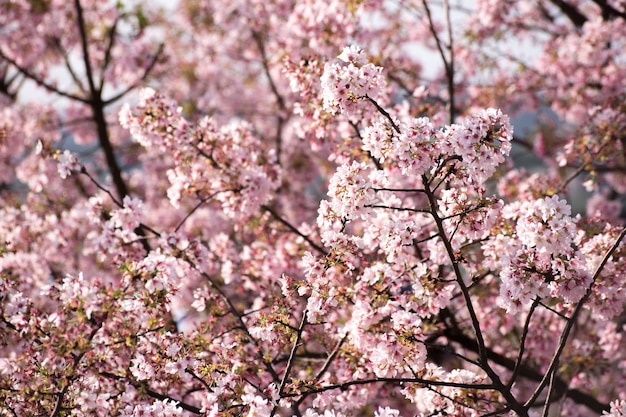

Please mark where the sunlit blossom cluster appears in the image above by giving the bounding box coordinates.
[321,45,387,119]
[120,89,281,219]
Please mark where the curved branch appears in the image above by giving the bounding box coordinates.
[507,298,540,388]
[271,311,308,417]
[590,0,626,20]
[188,260,281,384]
[48,36,88,96]
[99,17,120,92]
[364,95,400,133]
[251,30,287,164]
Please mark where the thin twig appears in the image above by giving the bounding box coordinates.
[99,17,120,92]
[80,167,122,207]
[103,43,164,105]
[271,311,308,416]
[262,205,328,256]
[442,0,455,123]
[74,0,98,96]
[422,0,455,122]
[542,359,559,417]
[185,368,214,392]
[189,260,281,383]
[100,371,202,414]
[48,36,88,96]
[174,190,237,233]
[365,204,430,213]
[314,335,347,381]
[284,377,494,398]
[507,298,540,388]
[364,95,400,133]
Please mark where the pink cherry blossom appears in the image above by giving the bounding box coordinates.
[1,1,626,416]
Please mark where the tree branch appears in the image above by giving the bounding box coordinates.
[0,50,88,103]
[99,17,120,92]
[422,0,455,123]
[271,310,308,417]
[286,377,494,398]
[103,43,164,106]
[364,95,400,133]
[507,298,540,388]
[99,371,202,414]
[547,0,588,28]
[443,324,608,414]
[524,227,626,411]
[187,259,281,383]
[73,0,98,97]
[423,176,527,415]
[262,205,328,256]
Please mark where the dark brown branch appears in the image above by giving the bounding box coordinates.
[373,187,426,193]
[365,204,430,213]
[174,190,234,233]
[271,311,308,417]
[251,30,287,164]
[48,36,88,96]
[422,0,455,123]
[541,360,560,417]
[99,371,202,414]
[443,0,455,123]
[184,368,214,393]
[443,320,608,414]
[286,377,494,398]
[51,323,103,417]
[80,167,122,207]
[315,336,346,381]
[423,176,527,416]
[100,17,120,92]
[0,63,20,101]
[349,121,383,170]
[74,0,98,97]
[590,0,626,20]
[0,50,88,103]
[189,261,281,383]
[262,205,328,256]
[507,298,540,388]
[251,31,286,112]
[548,0,588,28]
[364,95,400,133]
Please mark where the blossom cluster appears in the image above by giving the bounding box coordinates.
[483,195,591,311]
[321,45,387,119]
[2,0,626,416]
[120,88,281,220]
[120,399,184,417]
[363,116,437,177]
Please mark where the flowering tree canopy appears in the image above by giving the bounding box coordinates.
[1,0,625,416]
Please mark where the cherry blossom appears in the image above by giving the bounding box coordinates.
[1,0,626,416]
